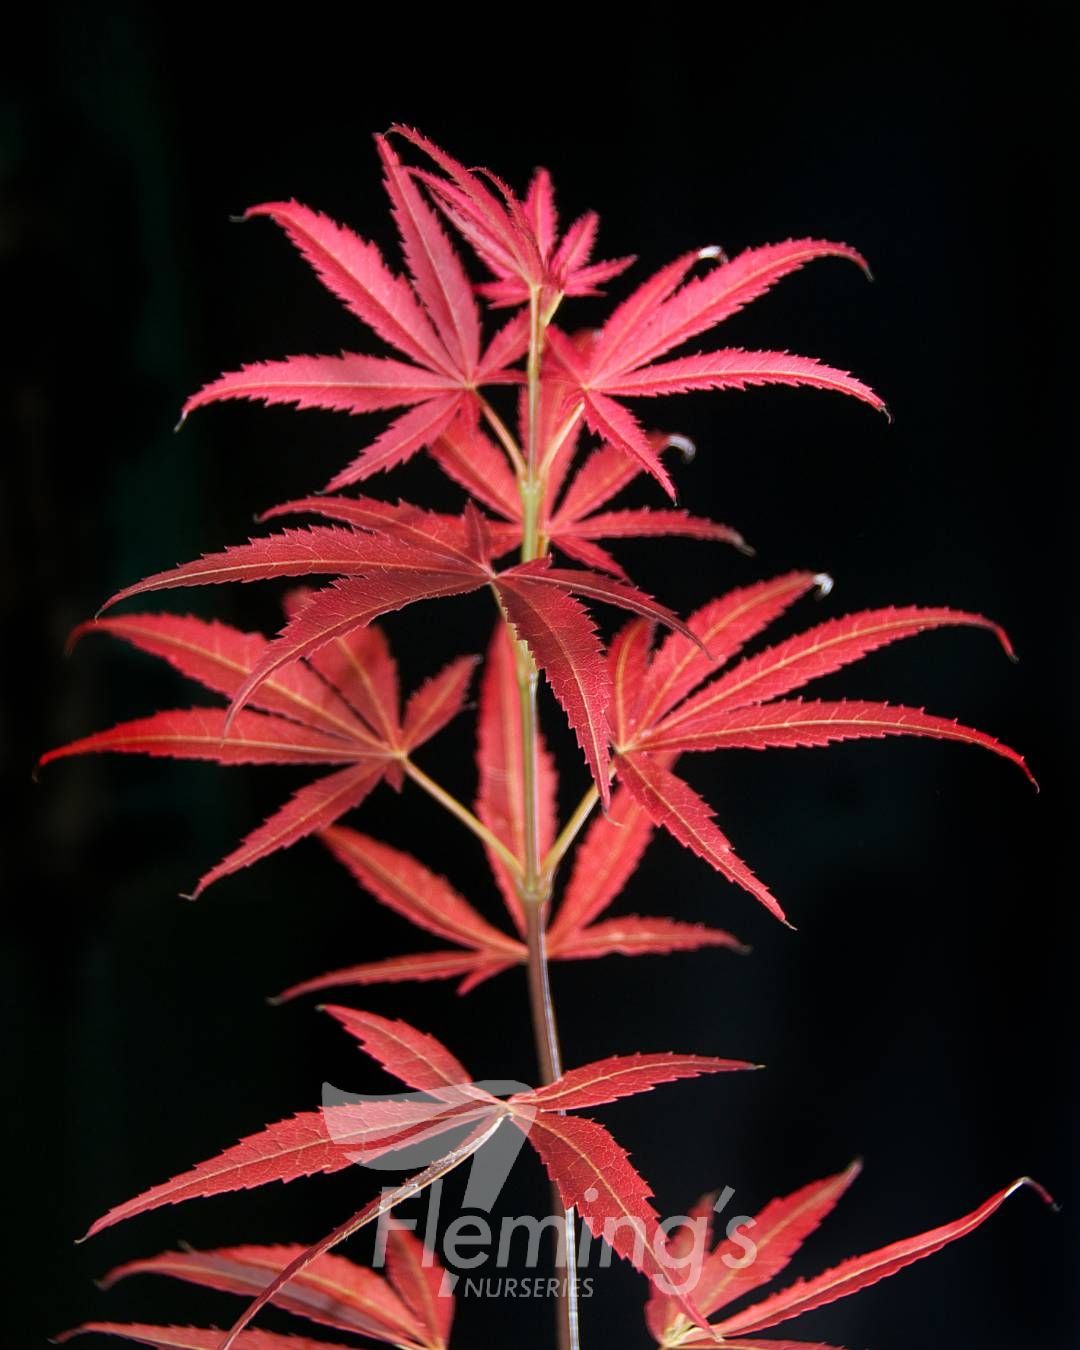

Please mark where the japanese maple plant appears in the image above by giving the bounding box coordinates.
[42,129,1048,1350]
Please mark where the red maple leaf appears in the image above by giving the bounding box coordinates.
[179,135,527,491]
[608,572,1034,925]
[78,1006,755,1348]
[274,623,742,1004]
[37,611,475,897]
[543,240,887,497]
[646,1163,1052,1347]
[86,503,697,806]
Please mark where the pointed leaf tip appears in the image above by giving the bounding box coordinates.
[1012,1175,1055,1208]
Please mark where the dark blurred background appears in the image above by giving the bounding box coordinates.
[3,6,1075,1347]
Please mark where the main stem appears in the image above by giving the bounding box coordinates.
[515,285,580,1350]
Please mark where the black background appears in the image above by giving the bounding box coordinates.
[3,6,1075,1347]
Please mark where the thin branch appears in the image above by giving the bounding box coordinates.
[403,757,524,880]
[541,782,601,883]
[481,397,527,478]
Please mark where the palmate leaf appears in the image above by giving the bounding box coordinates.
[608,576,1030,924]
[714,1176,1052,1337]
[94,510,692,799]
[83,1007,501,1240]
[235,560,682,792]
[39,612,475,896]
[274,877,741,1003]
[81,1007,750,1346]
[648,1169,1050,1348]
[269,815,741,1002]
[545,238,884,494]
[537,426,749,577]
[178,155,530,495]
[703,1180,1049,1345]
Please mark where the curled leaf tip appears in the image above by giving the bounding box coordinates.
[813,572,834,597]
[664,432,696,463]
[64,620,94,657]
[1014,1176,1056,1208]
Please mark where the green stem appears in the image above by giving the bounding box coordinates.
[402,758,524,880]
[480,397,527,478]
[514,282,580,1350]
[538,400,584,478]
[541,783,601,884]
